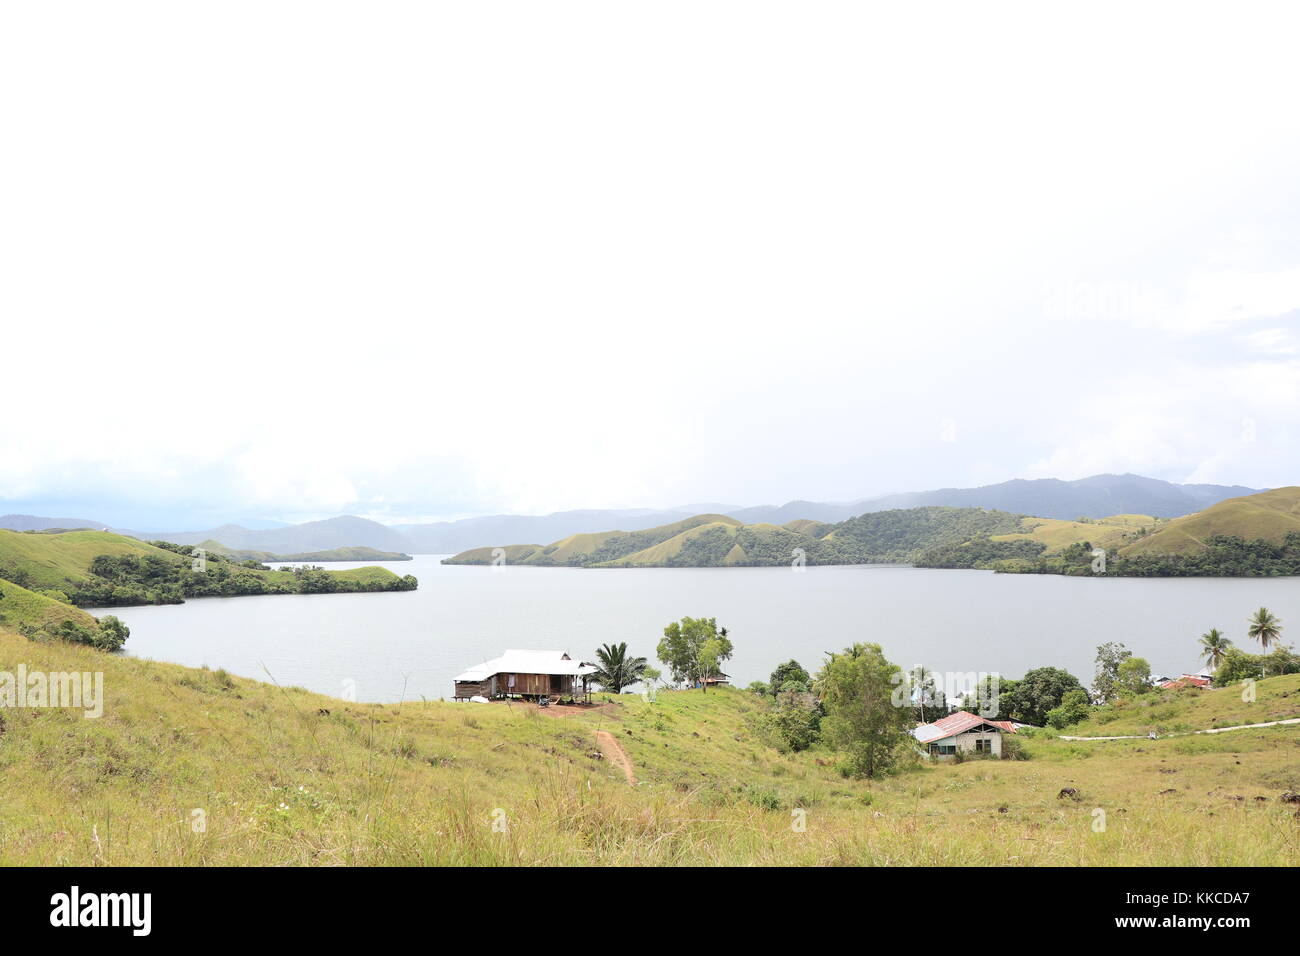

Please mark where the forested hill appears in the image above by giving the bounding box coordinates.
[443,507,1027,568]
[912,487,1300,577]
[0,528,418,609]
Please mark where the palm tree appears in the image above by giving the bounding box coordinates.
[1199,628,1232,671]
[1247,607,1283,675]
[592,642,648,694]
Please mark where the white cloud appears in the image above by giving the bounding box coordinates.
[1028,359,1300,487]
[2,2,1300,523]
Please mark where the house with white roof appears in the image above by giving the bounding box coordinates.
[453,650,597,702]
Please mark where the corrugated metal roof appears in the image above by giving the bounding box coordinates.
[912,710,1017,743]
[455,649,597,682]
[1158,674,1211,689]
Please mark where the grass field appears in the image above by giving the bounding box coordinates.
[1,628,1296,866]
[992,514,1158,553]
[1053,674,1300,737]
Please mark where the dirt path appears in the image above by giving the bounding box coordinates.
[595,730,636,785]
[1060,716,1300,741]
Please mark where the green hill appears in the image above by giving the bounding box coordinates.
[0,529,179,591]
[0,577,102,632]
[0,625,1295,865]
[0,528,418,609]
[1121,487,1300,557]
[443,507,1028,568]
[444,494,1300,576]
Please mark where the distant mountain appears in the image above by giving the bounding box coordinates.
[846,474,1260,522]
[409,476,1257,552]
[140,515,412,554]
[4,474,1263,556]
[724,500,872,524]
[0,514,106,532]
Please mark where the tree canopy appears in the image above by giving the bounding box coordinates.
[657,617,733,690]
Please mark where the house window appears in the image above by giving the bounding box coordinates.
[975,738,989,752]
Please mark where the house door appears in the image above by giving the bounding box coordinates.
[550,674,563,694]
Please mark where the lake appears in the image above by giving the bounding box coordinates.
[90,556,1300,703]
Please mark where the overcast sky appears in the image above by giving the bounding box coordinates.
[3,2,1299,528]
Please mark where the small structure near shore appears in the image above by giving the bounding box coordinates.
[913,710,1018,758]
[453,650,596,702]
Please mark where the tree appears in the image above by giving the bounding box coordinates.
[961,674,1016,720]
[1092,642,1133,703]
[95,615,130,652]
[1007,667,1085,726]
[1114,656,1151,696]
[1199,628,1232,671]
[591,642,648,694]
[1045,688,1091,729]
[657,617,733,691]
[1247,607,1282,674]
[762,692,822,752]
[814,643,912,778]
[769,659,810,693]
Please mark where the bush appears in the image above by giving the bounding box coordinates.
[1046,688,1091,729]
[742,785,782,811]
[757,695,822,752]
[1000,735,1029,760]
[1214,646,1300,685]
[94,615,130,651]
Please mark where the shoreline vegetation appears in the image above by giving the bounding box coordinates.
[444,487,1300,578]
[0,528,419,652]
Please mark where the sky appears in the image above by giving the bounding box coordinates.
[2,2,1299,529]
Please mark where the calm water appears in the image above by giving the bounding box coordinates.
[90,556,1300,703]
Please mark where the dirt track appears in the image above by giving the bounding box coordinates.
[595,730,636,785]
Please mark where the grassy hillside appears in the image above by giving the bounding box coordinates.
[0,578,101,631]
[0,628,1296,865]
[0,528,417,608]
[915,489,1300,576]
[1052,674,1300,737]
[0,529,175,591]
[444,507,1028,568]
[992,514,1158,553]
[1121,487,1300,557]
